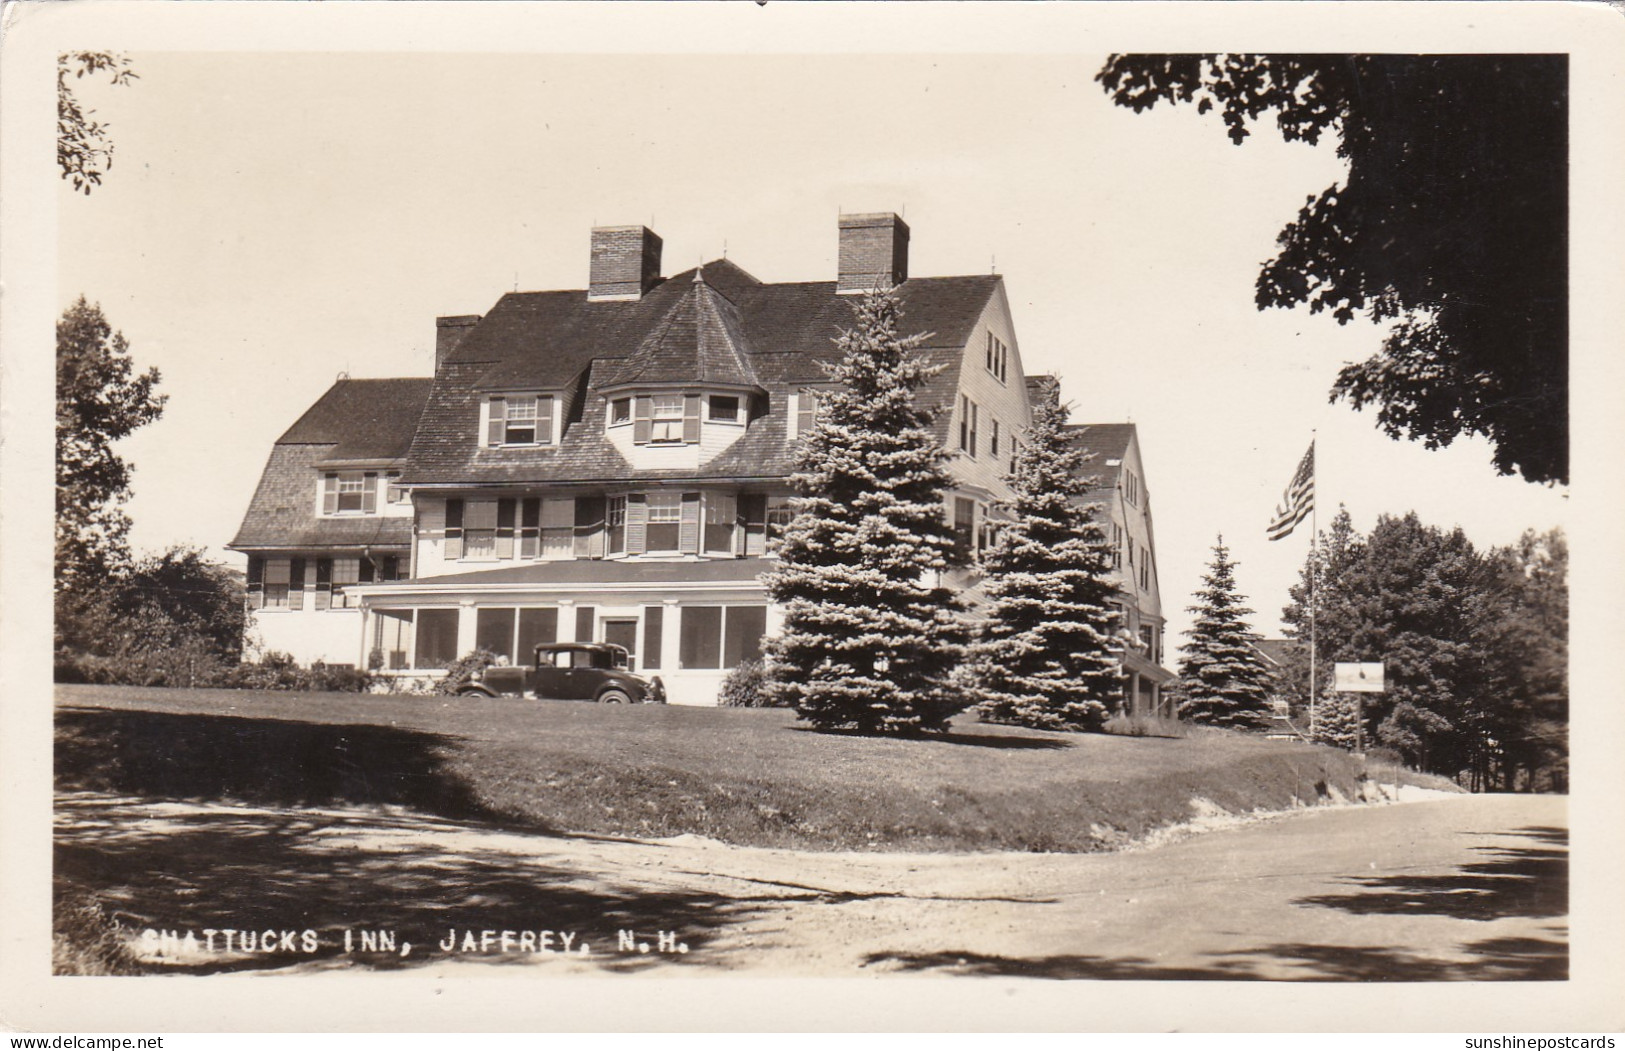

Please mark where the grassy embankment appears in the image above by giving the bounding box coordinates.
[55,683,1452,854]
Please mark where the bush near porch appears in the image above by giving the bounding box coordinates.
[56,683,1453,855]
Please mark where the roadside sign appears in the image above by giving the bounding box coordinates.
[1333,662,1385,693]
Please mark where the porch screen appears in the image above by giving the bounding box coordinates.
[723,605,767,666]
[475,608,517,663]
[373,609,412,670]
[517,608,559,663]
[414,609,459,669]
[680,606,722,669]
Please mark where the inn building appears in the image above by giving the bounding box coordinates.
[229,214,1173,705]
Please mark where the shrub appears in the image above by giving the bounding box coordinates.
[53,884,144,976]
[719,659,785,707]
[436,650,502,696]
[1103,713,1187,739]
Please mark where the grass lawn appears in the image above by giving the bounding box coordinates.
[58,683,1393,853]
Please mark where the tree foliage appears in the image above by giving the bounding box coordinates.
[1280,510,1567,789]
[762,288,967,734]
[970,395,1121,732]
[1097,54,1567,484]
[59,52,138,194]
[56,296,165,596]
[1176,536,1274,729]
[56,545,246,687]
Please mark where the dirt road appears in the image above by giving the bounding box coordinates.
[58,791,1565,980]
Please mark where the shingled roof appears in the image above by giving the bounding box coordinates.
[230,378,431,550]
[397,262,1002,486]
[1065,422,1137,495]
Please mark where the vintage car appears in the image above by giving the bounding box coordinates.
[458,642,665,704]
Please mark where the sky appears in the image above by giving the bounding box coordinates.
[53,45,1571,654]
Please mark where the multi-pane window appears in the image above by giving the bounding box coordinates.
[952,497,975,563]
[958,395,979,457]
[646,492,682,551]
[332,557,360,608]
[606,495,628,555]
[322,471,377,515]
[263,558,292,608]
[708,395,741,423]
[650,394,685,443]
[990,419,1000,457]
[704,492,737,554]
[609,397,632,426]
[985,333,1008,383]
[766,496,795,551]
[1010,437,1020,475]
[463,500,498,558]
[795,388,819,437]
[487,394,554,446]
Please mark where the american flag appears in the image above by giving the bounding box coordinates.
[1267,442,1315,541]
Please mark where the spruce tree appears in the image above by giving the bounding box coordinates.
[762,288,967,733]
[1177,537,1274,729]
[970,396,1122,731]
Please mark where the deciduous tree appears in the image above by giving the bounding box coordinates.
[59,52,138,194]
[1097,54,1567,484]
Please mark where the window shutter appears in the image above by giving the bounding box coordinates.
[520,497,541,559]
[633,396,653,444]
[573,495,605,558]
[444,498,464,559]
[495,498,517,559]
[679,492,701,554]
[361,472,378,514]
[288,557,307,611]
[682,394,702,443]
[314,558,333,611]
[537,396,555,445]
[740,493,767,557]
[575,606,595,644]
[625,494,648,555]
[642,606,664,670]
[246,556,265,609]
[487,398,506,446]
[322,474,338,515]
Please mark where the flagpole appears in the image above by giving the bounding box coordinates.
[1308,434,1318,741]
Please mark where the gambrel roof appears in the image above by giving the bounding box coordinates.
[397,262,1002,486]
[230,378,431,550]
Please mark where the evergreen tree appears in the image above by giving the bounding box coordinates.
[1176,536,1273,728]
[969,395,1122,731]
[762,288,967,733]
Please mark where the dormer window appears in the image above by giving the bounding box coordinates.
[485,394,556,447]
[321,470,378,516]
[650,394,686,442]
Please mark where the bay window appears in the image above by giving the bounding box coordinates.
[650,393,686,443]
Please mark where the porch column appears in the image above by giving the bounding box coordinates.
[456,598,477,657]
[662,598,682,672]
[558,599,579,641]
[1130,671,1142,716]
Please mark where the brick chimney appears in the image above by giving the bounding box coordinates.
[589,225,663,301]
[435,315,481,369]
[837,212,909,294]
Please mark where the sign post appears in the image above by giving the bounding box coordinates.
[1331,662,1385,756]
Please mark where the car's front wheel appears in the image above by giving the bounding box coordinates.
[597,688,631,705]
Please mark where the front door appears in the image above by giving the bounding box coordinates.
[603,619,638,670]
